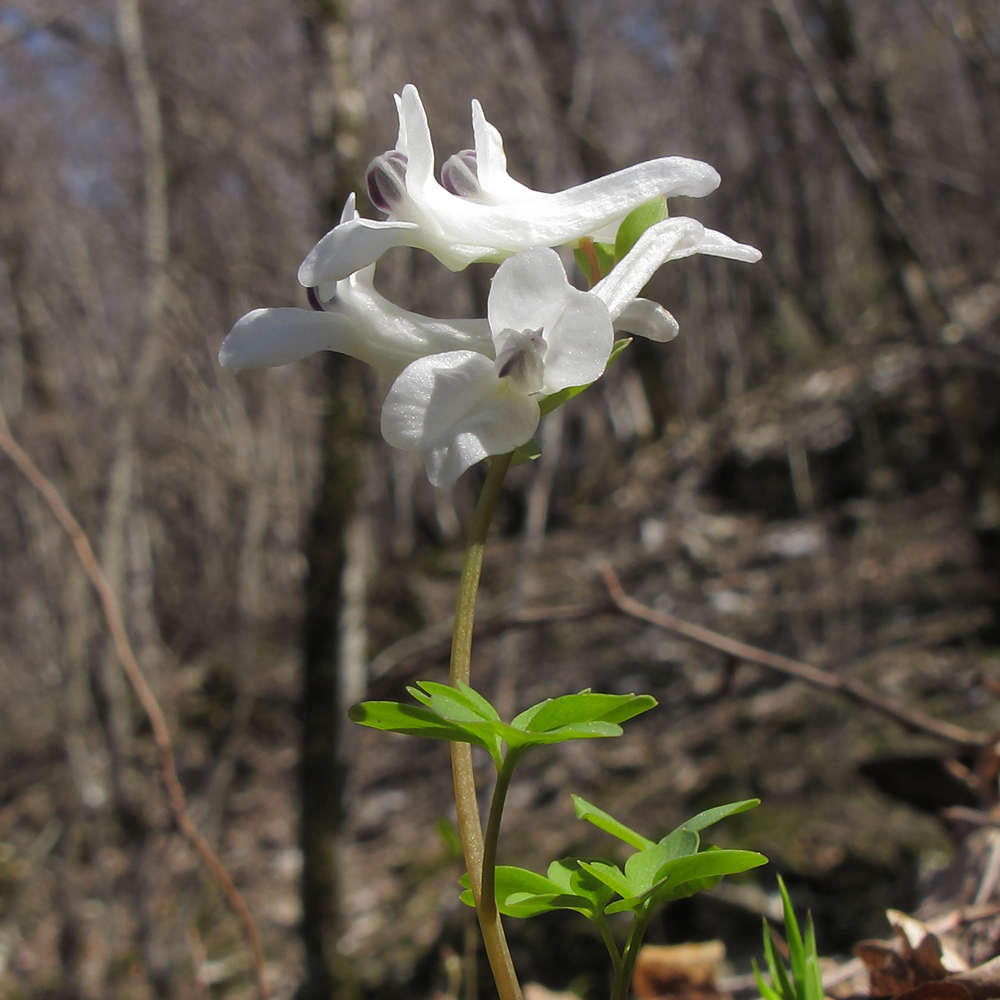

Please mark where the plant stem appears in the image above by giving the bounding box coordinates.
[611,907,651,1000]
[594,914,623,974]
[481,748,523,925]
[448,452,522,1000]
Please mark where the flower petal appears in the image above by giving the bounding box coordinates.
[696,227,763,263]
[613,298,679,343]
[394,84,435,193]
[591,217,707,320]
[381,351,540,487]
[297,217,421,286]
[488,247,574,336]
[219,308,357,370]
[471,99,536,204]
[220,293,493,380]
[540,290,614,392]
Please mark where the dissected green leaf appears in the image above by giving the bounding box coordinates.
[624,827,700,895]
[358,686,505,767]
[614,196,669,260]
[546,858,615,914]
[515,721,624,744]
[653,848,767,892]
[606,849,767,915]
[414,680,501,724]
[523,692,656,733]
[672,799,760,834]
[460,865,607,919]
[572,795,654,850]
[348,700,474,743]
[577,860,633,900]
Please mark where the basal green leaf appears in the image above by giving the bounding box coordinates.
[614,196,669,260]
[572,795,654,850]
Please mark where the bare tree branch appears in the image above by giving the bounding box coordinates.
[600,561,988,751]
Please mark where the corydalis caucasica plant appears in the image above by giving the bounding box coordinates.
[219,87,765,1000]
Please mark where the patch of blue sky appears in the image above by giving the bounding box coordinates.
[0,6,58,57]
[617,4,677,74]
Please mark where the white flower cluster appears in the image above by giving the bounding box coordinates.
[220,85,760,487]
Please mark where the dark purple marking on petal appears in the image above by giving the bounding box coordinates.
[307,286,325,312]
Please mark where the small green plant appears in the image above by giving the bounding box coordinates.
[753,875,823,1000]
[352,682,767,1000]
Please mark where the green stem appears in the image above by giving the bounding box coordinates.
[448,453,522,1000]
[611,907,651,1000]
[481,748,524,925]
[594,914,622,974]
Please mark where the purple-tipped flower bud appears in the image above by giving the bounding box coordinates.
[441,149,482,199]
[365,150,408,213]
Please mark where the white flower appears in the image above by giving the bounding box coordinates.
[219,195,492,379]
[379,218,762,487]
[381,247,613,487]
[297,84,726,285]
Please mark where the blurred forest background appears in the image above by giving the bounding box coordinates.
[2,0,1000,998]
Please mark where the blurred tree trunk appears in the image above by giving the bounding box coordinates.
[296,3,369,997]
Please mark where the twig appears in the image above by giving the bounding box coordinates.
[367,601,608,694]
[600,562,988,750]
[0,405,271,1000]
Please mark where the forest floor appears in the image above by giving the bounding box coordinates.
[3,347,999,1000]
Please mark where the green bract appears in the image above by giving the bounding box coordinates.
[573,197,670,283]
[348,682,657,771]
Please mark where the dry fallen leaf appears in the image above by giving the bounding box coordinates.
[855,940,921,997]
[893,982,973,1000]
[632,941,726,1000]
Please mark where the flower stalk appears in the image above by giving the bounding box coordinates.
[448,451,523,1000]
